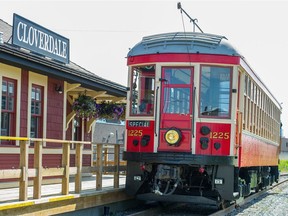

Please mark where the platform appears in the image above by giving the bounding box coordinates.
[0,175,130,216]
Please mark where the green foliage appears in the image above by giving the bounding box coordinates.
[72,93,97,119]
[279,160,288,172]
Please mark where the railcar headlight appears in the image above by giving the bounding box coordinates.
[164,128,182,145]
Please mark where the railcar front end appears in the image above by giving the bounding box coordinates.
[123,32,281,206]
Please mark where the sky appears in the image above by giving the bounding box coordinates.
[1,0,288,136]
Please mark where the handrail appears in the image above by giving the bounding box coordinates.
[0,136,126,202]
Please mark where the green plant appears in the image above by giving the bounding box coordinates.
[72,93,97,119]
[279,160,288,172]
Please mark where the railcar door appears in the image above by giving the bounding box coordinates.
[158,67,194,152]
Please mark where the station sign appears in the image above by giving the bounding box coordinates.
[12,13,70,64]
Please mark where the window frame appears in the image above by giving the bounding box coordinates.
[199,65,233,119]
[129,65,155,116]
[1,77,17,144]
[30,84,43,139]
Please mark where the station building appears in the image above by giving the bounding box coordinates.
[0,14,126,170]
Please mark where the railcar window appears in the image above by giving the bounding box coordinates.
[163,88,190,114]
[130,65,155,115]
[200,66,231,118]
[162,68,191,114]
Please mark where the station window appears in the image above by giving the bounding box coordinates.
[31,85,43,139]
[1,77,17,145]
[130,65,155,116]
[199,66,232,118]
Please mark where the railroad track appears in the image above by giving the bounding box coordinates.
[210,174,288,216]
[121,174,288,216]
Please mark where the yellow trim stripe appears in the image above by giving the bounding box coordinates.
[0,136,29,141]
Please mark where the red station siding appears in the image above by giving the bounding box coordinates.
[20,69,29,137]
[46,78,64,148]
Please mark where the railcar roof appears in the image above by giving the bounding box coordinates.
[128,32,241,57]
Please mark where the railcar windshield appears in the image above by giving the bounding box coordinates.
[130,65,155,116]
[199,66,232,118]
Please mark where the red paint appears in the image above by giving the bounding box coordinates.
[46,78,64,143]
[196,122,231,155]
[20,69,29,137]
[239,134,279,167]
[126,120,154,152]
[128,53,240,65]
[157,66,194,152]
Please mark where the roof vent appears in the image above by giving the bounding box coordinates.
[0,32,3,44]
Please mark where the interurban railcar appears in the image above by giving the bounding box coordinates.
[123,32,282,207]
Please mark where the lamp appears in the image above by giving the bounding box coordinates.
[55,85,63,94]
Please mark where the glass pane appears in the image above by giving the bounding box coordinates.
[8,82,14,95]
[36,88,41,101]
[8,97,14,111]
[31,87,36,100]
[35,102,41,114]
[163,87,190,114]
[31,102,35,114]
[164,68,191,84]
[2,81,7,93]
[1,112,10,136]
[30,116,38,138]
[131,65,155,115]
[2,96,6,110]
[200,66,231,117]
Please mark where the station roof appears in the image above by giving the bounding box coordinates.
[0,18,127,100]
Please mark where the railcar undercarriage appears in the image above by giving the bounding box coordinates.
[126,161,279,207]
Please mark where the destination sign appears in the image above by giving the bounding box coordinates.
[128,121,150,127]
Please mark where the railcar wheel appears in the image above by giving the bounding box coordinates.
[218,199,230,210]
[255,185,259,193]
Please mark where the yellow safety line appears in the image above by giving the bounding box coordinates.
[0,201,34,211]
[49,195,75,202]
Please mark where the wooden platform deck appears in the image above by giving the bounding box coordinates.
[0,175,129,216]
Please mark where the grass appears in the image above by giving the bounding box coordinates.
[279,160,288,172]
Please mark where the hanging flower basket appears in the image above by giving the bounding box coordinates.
[72,93,125,120]
[72,94,98,119]
[97,101,125,120]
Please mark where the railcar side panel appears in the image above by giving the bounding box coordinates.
[240,133,279,167]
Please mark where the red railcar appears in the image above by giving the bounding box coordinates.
[123,32,281,207]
